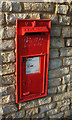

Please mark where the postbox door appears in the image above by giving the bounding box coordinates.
[20,54,46,99]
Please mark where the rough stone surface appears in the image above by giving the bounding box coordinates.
[38,97,51,105]
[1,63,15,75]
[61,105,69,111]
[1,1,12,12]
[49,67,69,79]
[26,108,38,117]
[6,110,25,118]
[48,87,57,94]
[64,110,71,117]
[57,99,70,108]
[57,84,67,93]
[1,40,14,50]
[32,113,45,119]
[2,94,14,104]
[59,16,70,25]
[41,14,58,24]
[46,108,60,116]
[2,74,16,86]
[40,103,56,113]
[49,59,62,70]
[66,39,72,47]
[60,48,72,57]
[49,78,61,87]
[12,2,22,12]
[67,82,72,91]
[2,27,15,39]
[57,5,68,14]
[62,74,71,84]
[63,57,72,66]
[0,13,4,25]
[51,26,61,37]
[49,49,59,58]
[49,112,64,118]
[3,104,17,115]
[50,37,64,48]
[70,65,72,71]
[1,51,15,63]
[62,27,72,38]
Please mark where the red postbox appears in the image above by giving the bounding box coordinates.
[16,19,51,103]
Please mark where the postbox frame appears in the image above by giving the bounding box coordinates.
[16,19,51,103]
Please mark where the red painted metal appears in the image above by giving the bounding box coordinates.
[16,19,51,103]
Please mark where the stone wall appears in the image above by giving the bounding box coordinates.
[0,1,72,119]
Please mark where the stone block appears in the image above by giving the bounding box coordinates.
[57,84,67,93]
[1,40,14,50]
[70,65,72,71]
[3,104,17,115]
[63,57,72,66]
[2,94,14,104]
[66,39,72,47]
[2,74,16,86]
[49,112,64,118]
[57,5,68,14]
[1,1,12,12]
[40,103,56,113]
[0,13,4,25]
[46,108,60,116]
[51,26,61,37]
[61,105,69,111]
[49,67,69,79]
[32,113,45,118]
[57,99,70,107]
[60,47,72,57]
[62,27,72,38]
[67,82,72,91]
[49,59,62,70]
[6,110,25,118]
[49,78,61,87]
[26,108,38,117]
[62,74,70,84]
[41,14,58,24]
[49,49,59,58]
[12,2,22,12]
[53,92,72,101]
[1,63,15,75]
[50,37,64,48]
[48,87,57,94]
[1,51,15,63]
[59,15,70,25]
[38,96,51,105]
[64,110,71,117]
[2,27,15,39]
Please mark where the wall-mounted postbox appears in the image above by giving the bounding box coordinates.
[16,19,51,103]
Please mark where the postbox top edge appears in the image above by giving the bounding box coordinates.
[16,19,51,22]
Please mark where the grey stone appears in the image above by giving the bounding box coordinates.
[2,94,14,104]
[1,63,15,75]
[32,113,45,118]
[62,27,72,38]
[24,3,32,11]
[57,84,67,93]
[48,87,57,94]
[2,1,12,12]
[1,40,14,50]
[12,2,22,12]
[2,27,15,39]
[53,91,72,101]
[1,51,15,63]
[61,105,69,111]
[64,110,71,117]
[38,97,51,105]
[26,108,38,117]
[49,78,61,87]
[49,49,59,58]
[67,82,72,91]
[49,59,62,70]
[6,110,25,118]
[70,65,72,71]
[49,67,69,79]
[63,57,72,66]
[40,103,56,113]
[3,104,17,115]
[57,5,68,14]
[59,16,70,25]
[0,13,4,25]
[51,26,61,37]
[62,74,70,84]
[49,112,64,118]
[50,37,64,48]
[2,74,16,86]
[46,108,60,115]
[60,48,72,57]
[66,39,72,47]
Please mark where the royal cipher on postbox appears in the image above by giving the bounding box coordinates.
[16,19,51,103]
